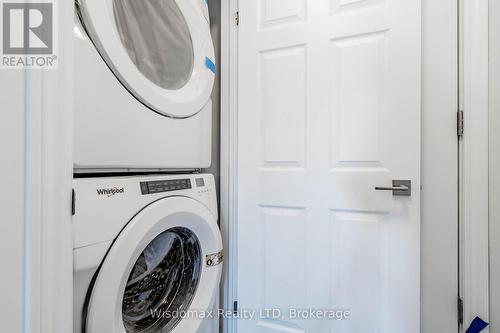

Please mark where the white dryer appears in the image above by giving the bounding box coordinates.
[74,0,215,171]
[73,174,223,333]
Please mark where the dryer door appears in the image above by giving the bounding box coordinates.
[78,0,215,118]
[85,197,223,333]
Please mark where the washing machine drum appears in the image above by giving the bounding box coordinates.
[122,227,201,332]
[85,197,223,333]
[77,0,215,118]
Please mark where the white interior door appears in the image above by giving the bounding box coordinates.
[236,0,421,332]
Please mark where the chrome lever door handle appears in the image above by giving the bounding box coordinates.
[375,180,411,196]
[375,185,409,191]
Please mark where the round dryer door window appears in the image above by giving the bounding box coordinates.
[122,227,201,332]
[113,0,194,90]
[78,0,215,118]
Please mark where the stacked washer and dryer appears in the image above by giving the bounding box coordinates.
[72,1,222,333]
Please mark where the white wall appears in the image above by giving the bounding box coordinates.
[0,63,25,333]
[490,0,500,330]
[204,0,221,201]
[421,0,459,331]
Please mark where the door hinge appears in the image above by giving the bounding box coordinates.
[233,300,238,314]
[234,11,239,26]
[71,189,76,216]
[458,296,464,325]
[457,110,464,138]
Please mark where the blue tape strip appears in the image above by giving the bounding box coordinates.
[466,317,489,333]
[205,57,216,74]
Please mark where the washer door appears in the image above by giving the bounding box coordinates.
[78,0,215,118]
[86,197,223,333]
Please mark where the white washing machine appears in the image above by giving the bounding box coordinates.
[74,0,215,171]
[73,174,223,333]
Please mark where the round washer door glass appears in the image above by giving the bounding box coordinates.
[122,227,201,332]
[113,0,194,90]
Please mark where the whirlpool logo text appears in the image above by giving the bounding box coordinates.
[96,187,125,197]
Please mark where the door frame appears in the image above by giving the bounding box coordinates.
[220,0,239,332]
[33,2,75,331]
[489,0,500,329]
[219,1,460,332]
[459,0,490,331]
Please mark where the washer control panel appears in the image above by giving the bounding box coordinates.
[140,178,192,195]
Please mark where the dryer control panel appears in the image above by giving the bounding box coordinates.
[140,179,191,195]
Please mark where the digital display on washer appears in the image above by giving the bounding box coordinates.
[195,178,205,187]
[140,179,191,195]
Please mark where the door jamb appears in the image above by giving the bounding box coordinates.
[459,0,490,330]
[220,0,239,332]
